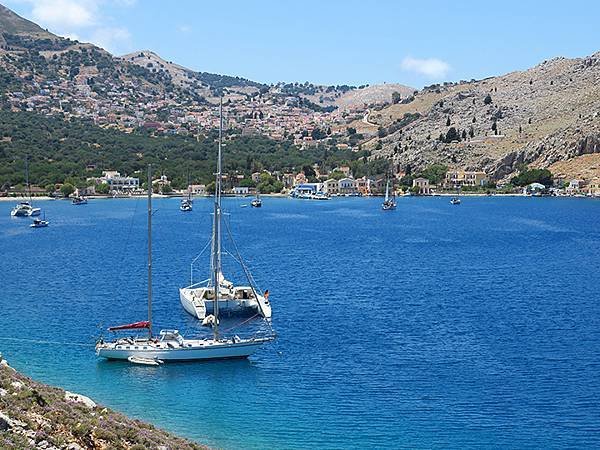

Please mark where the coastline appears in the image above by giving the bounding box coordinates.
[1,193,597,202]
[0,354,206,449]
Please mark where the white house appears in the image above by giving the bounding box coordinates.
[233,186,249,195]
[188,184,206,195]
[338,177,356,195]
[98,171,139,192]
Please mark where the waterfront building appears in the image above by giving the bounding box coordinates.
[323,179,339,195]
[588,177,600,197]
[95,171,140,192]
[567,179,586,195]
[338,177,357,195]
[188,184,206,195]
[445,170,488,187]
[413,177,431,195]
[233,186,249,195]
[355,176,370,196]
[291,183,323,197]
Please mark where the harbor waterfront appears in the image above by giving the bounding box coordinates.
[1,196,599,448]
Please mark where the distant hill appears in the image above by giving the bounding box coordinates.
[363,53,600,180]
[0,3,52,36]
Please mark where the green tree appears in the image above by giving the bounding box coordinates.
[95,183,110,194]
[484,94,492,105]
[60,183,74,197]
[418,164,448,185]
[511,168,553,187]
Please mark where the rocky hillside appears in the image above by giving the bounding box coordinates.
[364,53,600,180]
[0,356,205,450]
[0,2,408,114]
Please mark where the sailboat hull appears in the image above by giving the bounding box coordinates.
[179,288,268,318]
[96,338,271,361]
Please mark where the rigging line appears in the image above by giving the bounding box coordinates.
[221,314,259,333]
[0,337,93,347]
[190,237,212,285]
[191,238,212,265]
[223,217,263,293]
[223,218,273,334]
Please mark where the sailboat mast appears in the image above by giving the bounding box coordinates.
[25,155,31,202]
[212,97,223,339]
[147,164,153,339]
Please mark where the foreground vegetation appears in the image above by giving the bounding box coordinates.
[0,357,204,449]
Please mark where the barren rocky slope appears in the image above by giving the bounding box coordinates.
[365,53,600,180]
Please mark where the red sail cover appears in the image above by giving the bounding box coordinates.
[108,321,150,331]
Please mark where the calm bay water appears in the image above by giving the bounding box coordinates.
[0,196,599,448]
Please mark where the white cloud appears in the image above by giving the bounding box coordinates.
[89,26,131,54]
[29,0,98,28]
[400,56,451,79]
[178,24,191,33]
[16,0,135,54]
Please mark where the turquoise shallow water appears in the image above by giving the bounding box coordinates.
[0,196,599,449]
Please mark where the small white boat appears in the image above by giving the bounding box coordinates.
[72,196,88,205]
[180,199,193,212]
[128,356,163,366]
[310,192,329,200]
[450,184,461,205]
[30,217,49,228]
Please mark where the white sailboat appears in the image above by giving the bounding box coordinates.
[180,173,193,211]
[381,177,396,210]
[250,190,262,207]
[96,161,274,363]
[179,99,272,321]
[11,156,41,217]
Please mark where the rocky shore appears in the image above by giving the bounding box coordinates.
[0,355,205,450]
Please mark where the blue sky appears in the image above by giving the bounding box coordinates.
[5,0,600,87]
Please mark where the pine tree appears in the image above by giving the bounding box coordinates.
[446,116,451,126]
[484,94,492,105]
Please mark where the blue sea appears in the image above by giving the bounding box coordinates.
[1,196,599,449]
